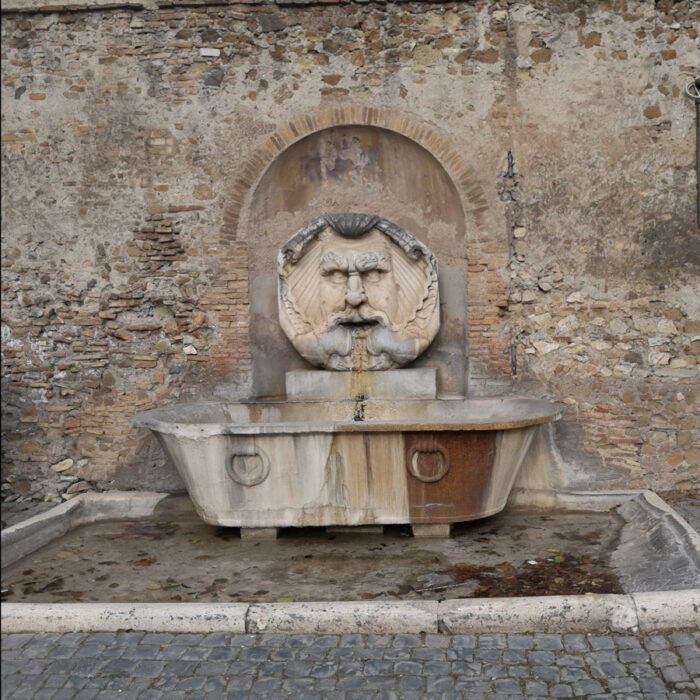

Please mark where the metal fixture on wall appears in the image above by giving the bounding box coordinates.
[686,76,700,228]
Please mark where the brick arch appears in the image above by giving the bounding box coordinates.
[219,105,493,246]
[204,106,511,388]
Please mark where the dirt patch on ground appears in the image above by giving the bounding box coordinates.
[447,551,619,597]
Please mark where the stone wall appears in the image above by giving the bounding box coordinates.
[1,0,698,505]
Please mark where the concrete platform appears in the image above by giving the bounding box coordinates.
[1,489,699,634]
[1,497,625,603]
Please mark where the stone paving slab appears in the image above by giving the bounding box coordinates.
[2,629,699,698]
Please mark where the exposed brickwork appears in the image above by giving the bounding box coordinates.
[512,298,700,490]
[1,204,230,492]
[1,0,698,500]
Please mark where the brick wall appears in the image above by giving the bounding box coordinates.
[1,0,698,503]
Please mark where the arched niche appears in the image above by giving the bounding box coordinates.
[242,124,469,398]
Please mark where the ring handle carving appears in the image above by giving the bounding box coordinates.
[407,444,450,483]
[227,448,270,486]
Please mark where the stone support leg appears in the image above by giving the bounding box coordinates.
[411,523,451,538]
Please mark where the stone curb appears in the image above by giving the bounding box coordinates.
[633,589,700,632]
[246,601,439,634]
[2,592,699,634]
[438,590,700,634]
[438,594,638,634]
[0,603,249,634]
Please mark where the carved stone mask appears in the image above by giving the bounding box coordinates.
[278,214,440,371]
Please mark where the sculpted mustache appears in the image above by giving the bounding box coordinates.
[359,306,386,323]
[327,305,390,327]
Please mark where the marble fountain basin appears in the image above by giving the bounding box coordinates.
[132,397,561,528]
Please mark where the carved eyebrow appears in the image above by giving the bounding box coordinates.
[320,251,348,274]
[354,252,391,273]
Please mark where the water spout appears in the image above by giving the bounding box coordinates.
[353,394,367,422]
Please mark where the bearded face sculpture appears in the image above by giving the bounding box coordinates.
[278,214,439,370]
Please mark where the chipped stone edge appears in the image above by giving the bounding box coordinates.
[438,594,639,634]
[2,490,699,634]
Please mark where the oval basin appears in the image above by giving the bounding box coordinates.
[132,398,561,528]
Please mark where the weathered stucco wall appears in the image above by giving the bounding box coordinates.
[1,0,698,505]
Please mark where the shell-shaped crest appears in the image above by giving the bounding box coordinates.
[325,213,380,238]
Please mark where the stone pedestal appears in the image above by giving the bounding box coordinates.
[285,368,437,401]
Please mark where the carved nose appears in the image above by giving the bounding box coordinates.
[345,272,367,307]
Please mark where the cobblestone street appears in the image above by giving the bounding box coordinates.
[2,629,699,698]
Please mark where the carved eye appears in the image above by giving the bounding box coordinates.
[328,270,347,283]
[363,269,382,283]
